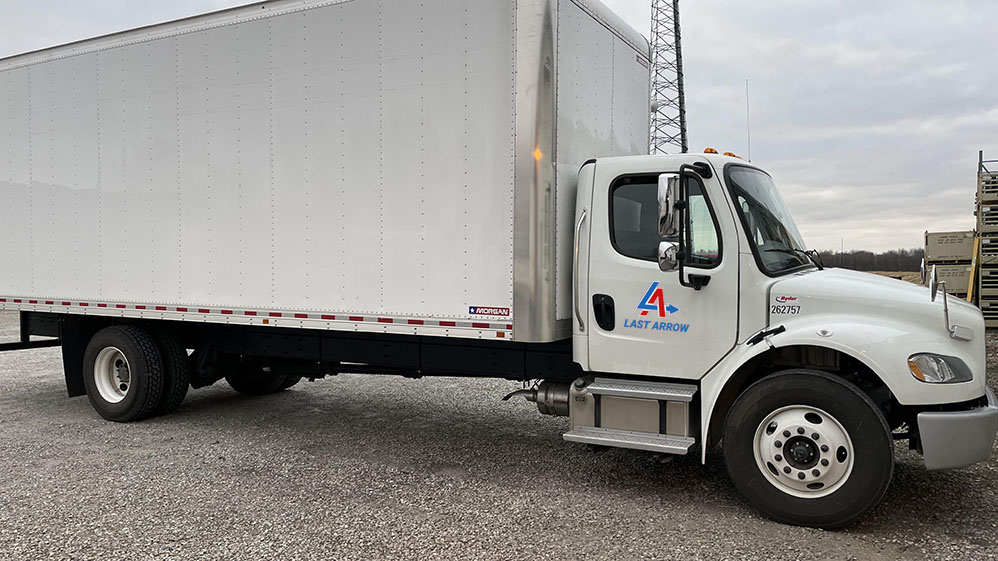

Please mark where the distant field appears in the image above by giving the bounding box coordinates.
[869,271,922,285]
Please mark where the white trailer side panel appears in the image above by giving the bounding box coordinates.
[554,0,650,322]
[0,0,516,334]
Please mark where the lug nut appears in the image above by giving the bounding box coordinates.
[812,469,820,477]
[775,441,782,448]
[783,430,791,438]
[821,459,829,467]
[783,466,792,474]
[811,433,819,440]
[797,472,806,480]
[820,444,829,453]
[797,427,805,435]
[775,454,783,462]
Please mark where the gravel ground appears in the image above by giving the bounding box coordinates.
[0,311,996,560]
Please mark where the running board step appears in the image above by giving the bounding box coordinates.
[587,378,696,402]
[563,427,696,455]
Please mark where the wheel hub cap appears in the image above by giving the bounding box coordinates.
[753,405,855,498]
[94,347,131,404]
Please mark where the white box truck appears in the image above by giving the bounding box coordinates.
[1,0,995,529]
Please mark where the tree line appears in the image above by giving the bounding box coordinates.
[814,248,924,272]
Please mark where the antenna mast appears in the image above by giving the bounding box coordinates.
[650,0,687,154]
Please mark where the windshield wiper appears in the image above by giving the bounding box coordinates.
[765,248,824,270]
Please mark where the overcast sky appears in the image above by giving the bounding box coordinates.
[2,0,996,252]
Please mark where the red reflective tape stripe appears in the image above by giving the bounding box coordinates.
[155,306,166,311]
[506,324,513,330]
[294,313,308,319]
[269,312,282,318]
[349,316,364,322]
[97,303,107,308]
[45,301,54,305]
[28,300,37,304]
[135,305,146,310]
[61,301,70,306]
[440,321,456,327]
[198,308,210,314]
[244,311,257,316]
[472,323,490,329]
[116,304,126,309]
[221,310,233,315]
[0,298,6,302]
[176,307,188,312]
[378,318,393,324]
[408,319,424,325]
[80,303,89,307]
[14,299,22,303]
[321,314,336,320]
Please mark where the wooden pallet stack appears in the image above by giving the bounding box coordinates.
[977,153,998,326]
[924,231,975,301]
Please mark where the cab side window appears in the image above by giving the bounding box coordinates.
[610,181,659,261]
[609,175,721,267]
[686,180,721,267]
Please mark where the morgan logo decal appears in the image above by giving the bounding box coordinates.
[637,282,680,317]
[469,306,510,317]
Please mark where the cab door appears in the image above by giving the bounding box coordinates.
[585,161,740,379]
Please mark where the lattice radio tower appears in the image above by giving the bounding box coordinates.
[650,0,687,154]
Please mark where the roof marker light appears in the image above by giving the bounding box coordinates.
[704,147,718,154]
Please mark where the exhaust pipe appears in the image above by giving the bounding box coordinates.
[502,381,571,416]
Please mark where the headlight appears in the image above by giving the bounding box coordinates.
[907,353,973,384]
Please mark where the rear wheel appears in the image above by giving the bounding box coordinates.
[83,326,165,422]
[150,329,190,416]
[723,369,893,529]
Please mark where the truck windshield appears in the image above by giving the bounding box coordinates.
[726,166,812,275]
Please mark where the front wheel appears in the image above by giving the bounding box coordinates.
[723,369,894,529]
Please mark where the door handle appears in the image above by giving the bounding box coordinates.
[592,294,615,331]
[574,208,588,333]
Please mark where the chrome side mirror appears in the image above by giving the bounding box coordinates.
[658,173,682,238]
[920,258,926,285]
[658,241,679,272]
[928,264,939,302]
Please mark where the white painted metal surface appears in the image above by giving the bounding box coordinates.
[0,0,650,342]
[582,155,740,379]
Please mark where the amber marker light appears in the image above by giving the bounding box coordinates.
[533,147,544,161]
[908,359,926,381]
[704,147,718,154]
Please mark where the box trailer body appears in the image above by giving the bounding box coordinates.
[2,0,996,531]
[0,0,650,343]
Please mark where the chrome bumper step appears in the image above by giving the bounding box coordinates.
[564,426,696,455]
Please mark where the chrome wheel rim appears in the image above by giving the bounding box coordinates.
[94,347,131,404]
[752,405,854,498]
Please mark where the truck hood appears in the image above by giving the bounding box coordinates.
[770,268,985,343]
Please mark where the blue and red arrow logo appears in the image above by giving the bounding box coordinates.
[637,282,680,317]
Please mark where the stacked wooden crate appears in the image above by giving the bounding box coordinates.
[924,231,975,300]
[978,162,998,326]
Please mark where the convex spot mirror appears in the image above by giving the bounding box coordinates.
[658,173,681,238]
[659,241,679,272]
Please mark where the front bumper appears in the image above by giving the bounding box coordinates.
[917,388,998,470]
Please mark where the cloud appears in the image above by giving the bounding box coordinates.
[3,0,997,252]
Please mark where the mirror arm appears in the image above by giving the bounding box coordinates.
[676,164,704,290]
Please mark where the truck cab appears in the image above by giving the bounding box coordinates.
[561,152,997,527]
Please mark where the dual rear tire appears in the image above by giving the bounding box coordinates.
[83,325,189,422]
[83,325,298,422]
